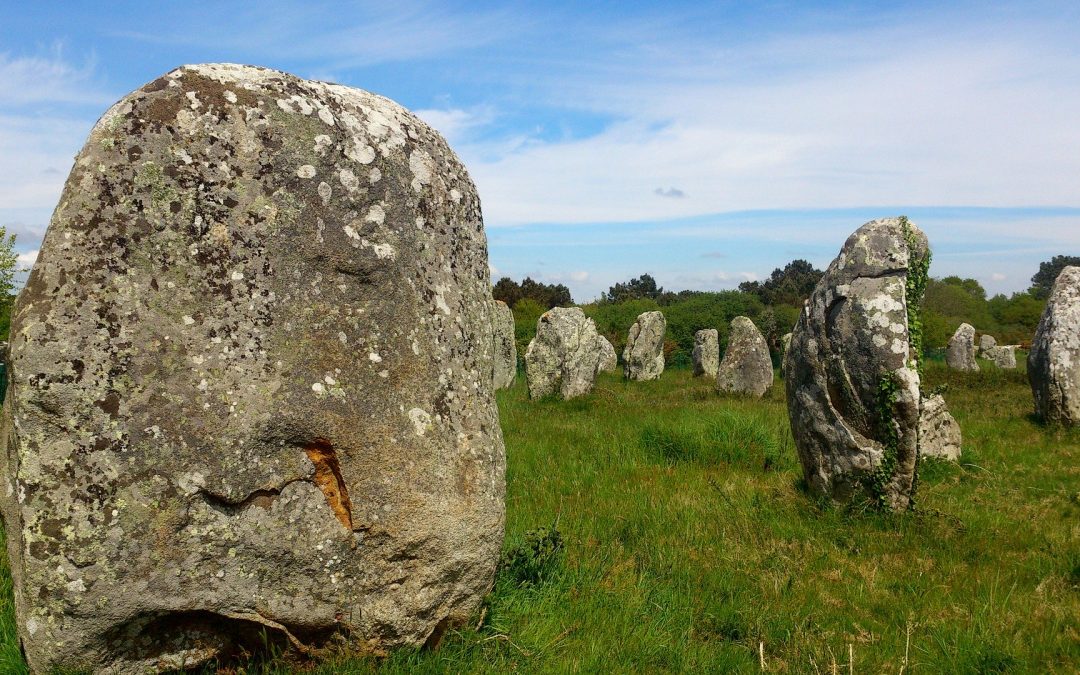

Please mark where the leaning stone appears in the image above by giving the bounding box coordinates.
[946,323,979,372]
[623,311,666,381]
[716,317,772,397]
[983,345,1017,369]
[596,335,618,373]
[785,217,930,510]
[492,300,517,389]
[525,307,602,399]
[0,64,506,672]
[918,394,962,461]
[1028,266,1080,425]
[978,333,997,354]
[692,329,719,378]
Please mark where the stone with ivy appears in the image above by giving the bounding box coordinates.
[692,328,719,378]
[946,323,979,372]
[493,300,517,389]
[525,306,604,398]
[784,217,931,510]
[0,64,507,672]
[1028,265,1080,425]
[716,317,772,397]
[623,310,666,381]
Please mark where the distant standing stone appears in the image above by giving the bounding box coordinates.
[623,311,666,381]
[492,300,517,389]
[946,323,979,372]
[785,217,930,510]
[596,335,618,373]
[692,328,720,378]
[918,394,962,461]
[983,345,1017,369]
[1028,266,1080,425]
[525,307,603,399]
[0,64,506,671]
[979,334,997,353]
[716,317,772,397]
[781,332,793,372]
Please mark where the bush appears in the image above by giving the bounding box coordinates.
[498,525,564,587]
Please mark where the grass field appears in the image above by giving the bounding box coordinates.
[1,360,1077,673]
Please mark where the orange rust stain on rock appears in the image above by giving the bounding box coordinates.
[305,438,353,530]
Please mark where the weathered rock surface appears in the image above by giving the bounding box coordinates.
[0,64,506,673]
[785,217,930,510]
[946,323,979,372]
[781,332,793,373]
[918,395,962,461]
[623,311,666,381]
[978,334,997,353]
[492,300,516,389]
[716,318,772,397]
[983,345,1017,369]
[596,335,618,373]
[1029,266,1080,425]
[525,307,602,399]
[692,328,719,378]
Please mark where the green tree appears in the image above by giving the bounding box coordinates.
[602,273,663,304]
[0,227,19,342]
[1029,255,1080,299]
[493,276,572,309]
[738,259,823,306]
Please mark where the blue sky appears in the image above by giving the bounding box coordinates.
[2,1,1079,301]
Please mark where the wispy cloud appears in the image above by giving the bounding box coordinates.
[0,47,110,107]
[654,187,686,199]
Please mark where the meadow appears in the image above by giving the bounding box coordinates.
[0,359,1076,673]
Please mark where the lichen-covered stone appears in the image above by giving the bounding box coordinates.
[918,394,962,461]
[0,64,506,673]
[785,218,929,510]
[492,300,516,389]
[983,345,1017,369]
[1029,266,1080,425]
[716,317,772,397]
[946,323,979,372]
[623,311,666,381]
[524,307,602,399]
[978,334,997,353]
[780,332,793,373]
[596,335,618,373]
[692,329,719,378]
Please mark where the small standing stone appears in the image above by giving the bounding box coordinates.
[1028,266,1080,425]
[983,345,1017,369]
[717,317,773,397]
[623,311,666,381]
[525,307,603,399]
[692,329,720,378]
[918,394,962,461]
[596,335,618,373]
[978,334,997,353]
[780,332,793,373]
[492,300,517,389]
[946,323,979,372]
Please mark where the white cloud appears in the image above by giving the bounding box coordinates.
[991,272,1007,282]
[414,106,496,145]
[16,249,38,270]
[0,49,109,107]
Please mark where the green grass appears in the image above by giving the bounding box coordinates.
[2,361,1077,673]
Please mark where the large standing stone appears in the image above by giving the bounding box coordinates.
[596,335,618,373]
[946,323,979,372]
[623,311,666,381]
[492,300,517,389]
[918,395,962,461]
[525,307,602,399]
[716,317,773,397]
[692,329,719,378]
[1028,266,1080,425]
[0,64,506,672]
[785,217,930,510]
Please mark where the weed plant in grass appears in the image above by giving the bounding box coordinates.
[0,360,1076,673]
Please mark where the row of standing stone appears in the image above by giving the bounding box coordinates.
[945,324,1018,371]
